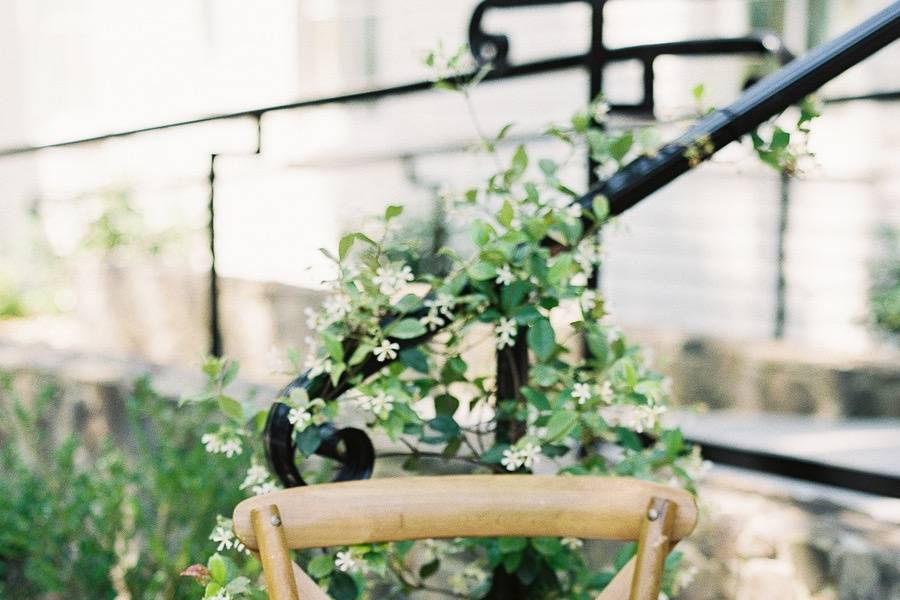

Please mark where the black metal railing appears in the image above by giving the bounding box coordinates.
[2,0,899,497]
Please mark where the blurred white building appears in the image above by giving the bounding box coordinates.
[0,0,898,366]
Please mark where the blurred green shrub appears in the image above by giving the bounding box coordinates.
[0,374,250,599]
[871,228,900,342]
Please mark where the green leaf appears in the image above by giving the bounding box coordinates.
[328,571,359,600]
[771,127,791,150]
[481,444,510,465]
[545,411,578,442]
[498,200,514,227]
[384,205,403,221]
[217,395,244,424]
[592,195,610,222]
[520,387,550,411]
[297,425,322,456]
[338,234,356,261]
[531,537,562,557]
[547,254,572,286]
[511,145,528,177]
[468,261,497,281]
[498,537,528,553]
[428,415,460,440]
[609,131,634,162]
[471,220,494,247]
[527,317,556,361]
[434,394,459,417]
[399,348,429,374]
[500,280,530,313]
[531,364,558,387]
[496,123,514,141]
[225,577,251,595]
[208,554,226,585]
[385,318,426,340]
[348,344,372,366]
[308,554,334,578]
[322,332,344,363]
[394,294,423,313]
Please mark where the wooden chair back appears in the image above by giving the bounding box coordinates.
[232,475,697,600]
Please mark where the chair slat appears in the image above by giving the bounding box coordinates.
[233,475,696,551]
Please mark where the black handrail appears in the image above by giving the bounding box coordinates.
[264,1,900,494]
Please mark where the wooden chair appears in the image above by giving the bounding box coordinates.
[232,475,697,600]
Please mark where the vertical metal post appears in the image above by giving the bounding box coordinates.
[584,0,606,357]
[774,172,789,338]
[208,153,223,357]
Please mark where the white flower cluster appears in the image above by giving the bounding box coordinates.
[599,403,666,434]
[201,430,242,458]
[209,516,246,553]
[355,391,394,418]
[373,263,414,295]
[574,237,603,272]
[501,441,541,471]
[572,381,615,405]
[239,464,278,496]
[420,293,455,331]
[323,294,351,321]
[285,390,326,433]
[448,564,488,595]
[304,354,333,378]
[494,317,517,350]
[561,537,584,551]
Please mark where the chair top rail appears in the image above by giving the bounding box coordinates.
[232,475,698,551]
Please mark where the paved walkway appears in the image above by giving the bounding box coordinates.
[671,411,900,477]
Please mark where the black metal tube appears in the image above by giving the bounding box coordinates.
[581,1,900,218]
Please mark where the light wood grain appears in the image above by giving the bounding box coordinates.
[291,562,331,600]
[629,498,676,600]
[251,505,300,600]
[234,475,696,551]
[595,556,636,600]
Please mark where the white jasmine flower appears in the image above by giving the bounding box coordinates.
[565,204,583,221]
[425,293,456,319]
[605,325,623,345]
[572,382,593,405]
[600,404,666,434]
[369,392,394,415]
[593,100,611,123]
[495,264,515,286]
[420,307,445,331]
[494,317,517,350]
[304,307,325,332]
[287,407,312,431]
[580,289,599,313]
[599,380,614,403]
[250,481,278,496]
[500,447,523,472]
[518,442,541,468]
[373,339,400,362]
[210,524,236,552]
[335,550,360,573]
[201,433,222,454]
[575,238,603,271]
[220,437,242,458]
[304,355,333,378]
[202,432,242,458]
[373,264,414,295]
[561,537,584,550]
[323,295,351,321]
[240,465,270,490]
